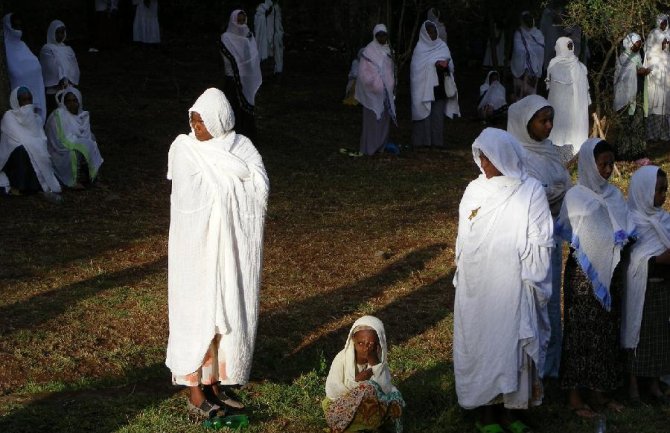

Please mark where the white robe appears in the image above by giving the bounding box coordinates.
[454,128,553,409]
[133,0,161,44]
[547,37,590,153]
[511,26,545,79]
[221,10,263,106]
[644,25,670,116]
[478,71,507,112]
[614,34,642,113]
[165,89,269,383]
[254,0,284,73]
[355,25,395,121]
[39,20,80,93]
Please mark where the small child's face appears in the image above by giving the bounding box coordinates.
[353,329,379,361]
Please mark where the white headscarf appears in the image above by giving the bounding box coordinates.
[477,71,506,111]
[7,87,44,137]
[614,33,642,112]
[410,21,459,120]
[472,127,527,180]
[55,86,92,139]
[221,10,262,106]
[622,166,670,348]
[355,24,396,121]
[189,87,235,139]
[427,8,447,42]
[40,20,80,87]
[339,316,389,393]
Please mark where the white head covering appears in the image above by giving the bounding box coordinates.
[614,33,642,112]
[472,127,527,181]
[40,21,80,88]
[188,88,235,139]
[548,36,576,69]
[510,11,545,78]
[622,166,670,348]
[7,86,42,135]
[623,32,642,51]
[55,86,92,137]
[340,315,388,391]
[355,24,396,121]
[221,10,262,106]
[426,7,447,42]
[477,71,506,111]
[657,13,669,29]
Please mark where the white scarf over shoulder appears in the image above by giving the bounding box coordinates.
[355,24,396,121]
[165,88,269,383]
[0,87,61,193]
[547,37,590,152]
[221,10,262,106]
[3,14,47,124]
[478,71,507,111]
[39,20,80,88]
[507,95,572,217]
[454,128,553,410]
[556,138,634,311]
[614,33,642,112]
[410,21,460,120]
[622,166,670,348]
[325,315,398,400]
[644,15,670,116]
[511,19,545,78]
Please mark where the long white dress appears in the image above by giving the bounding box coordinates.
[133,0,160,44]
[644,15,670,140]
[39,19,81,104]
[254,0,284,73]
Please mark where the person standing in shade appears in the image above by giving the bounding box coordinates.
[254,0,284,76]
[39,20,81,115]
[132,0,160,45]
[511,11,544,101]
[644,14,670,142]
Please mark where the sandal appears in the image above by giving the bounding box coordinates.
[204,385,246,410]
[570,403,598,419]
[474,422,505,433]
[505,420,534,433]
[187,399,224,418]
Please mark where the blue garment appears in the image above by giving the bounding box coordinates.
[544,235,563,378]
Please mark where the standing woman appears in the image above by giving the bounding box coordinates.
[644,14,670,142]
[166,88,269,417]
[546,37,590,156]
[507,95,572,379]
[454,128,553,433]
[510,11,545,101]
[557,139,635,417]
[39,20,81,115]
[622,166,670,404]
[355,24,396,156]
[410,21,459,149]
[614,33,650,161]
[220,10,262,140]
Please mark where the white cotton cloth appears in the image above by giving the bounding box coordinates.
[644,15,670,116]
[165,88,269,383]
[45,87,103,187]
[0,87,61,193]
[325,315,397,400]
[614,33,642,113]
[355,24,395,121]
[221,10,263,106]
[511,21,545,79]
[427,8,447,42]
[454,128,553,410]
[410,21,459,120]
[546,37,590,153]
[478,71,506,112]
[507,95,572,217]
[3,14,47,124]
[622,166,670,348]
[39,20,80,91]
[132,0,160,44]
[254,0,284,73]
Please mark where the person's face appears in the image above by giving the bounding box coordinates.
[55,26,66,43]
[236,11,247,25]
[426,24,437,41]
[654,174,668,207]
[480,153,502,179]
[632,40,642,52]
[64,92,79,115]
[352,329,379,361]
[662,20,668,31]
[522,14,533,28]
[489,72,499,83]
[10,14,23,31]
[375,31,388,45]
[18,91,32,107]
[595,151,615,180]
[567,41,574,51]
[190,112,214,141]
[527,107,554,141]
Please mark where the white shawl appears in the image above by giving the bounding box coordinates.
[511,22,545,79]
[165,88,269,383]
[427,8,447,42]
[454,128,553,409]
[45,87,103,187]
[614,33,642,113]
[644,15,670,116]
[0,87,61,193]
[132,0,161,44]
[622,166,670,348]
[547,37,590,152]
[3,13,47,124]
[355,24,395,121]
[254,1,283,62]
[478,71,507,111]
[410,21,459,120]
[221,10,262,106]
[325,315,398,400]
[39,20,80,89]
[507,95,572,217]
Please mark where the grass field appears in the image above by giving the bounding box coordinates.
[1,32,670,433]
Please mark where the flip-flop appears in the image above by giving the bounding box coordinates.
[474,422,505,433]
[505,420,534,433]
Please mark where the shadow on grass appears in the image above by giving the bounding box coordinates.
[254,244,453,382]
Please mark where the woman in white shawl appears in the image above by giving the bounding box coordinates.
[254,0,284,75]
[355,24,396,156]
[39,20,81,114]
[323,315,404,433]
[132,0,161,44]
[220,10,262,140]
[426,7,447,42]
[3,13,47,125]
[556,139,634,417]
[166,88,269,417]
[614,33,650,161]
[507,95,572,379]
[644,14,670,141]
[511,11,545,101]
[622,166,670,404]
[546,37,590,156]
[478,70,507,122]
[45,87,103,189]
[410,21,459,149]
[454,128,553,433]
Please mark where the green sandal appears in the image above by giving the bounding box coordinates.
[505,420,533,433]
[475,422,505,433]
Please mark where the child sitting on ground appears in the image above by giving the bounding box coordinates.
[323,315,404,433]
